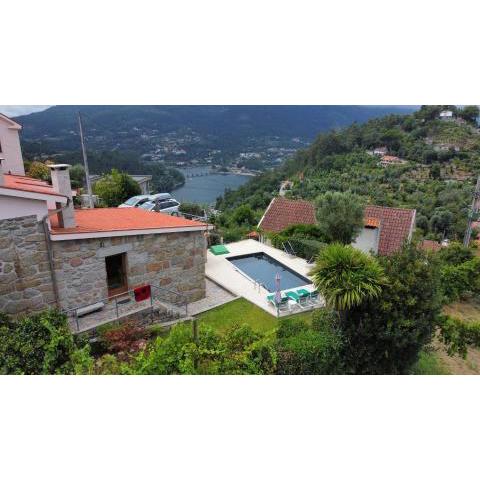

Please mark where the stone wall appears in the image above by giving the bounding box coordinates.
[0,215,56,315]
[52,230,207,310]
[0,215,207,316]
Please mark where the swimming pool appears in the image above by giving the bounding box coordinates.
[227,252,312,293]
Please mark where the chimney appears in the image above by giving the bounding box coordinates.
[0,157,4,186]
[48,164,76,228]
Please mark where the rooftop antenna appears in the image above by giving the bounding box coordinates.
[463,174,480,247]
[78,112,94,209]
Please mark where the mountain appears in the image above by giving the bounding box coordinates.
[217,105,480,241]
[15,105,416,155]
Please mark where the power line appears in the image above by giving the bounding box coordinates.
[78,112,94,209]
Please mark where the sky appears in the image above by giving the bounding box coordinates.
[0,105,50,117]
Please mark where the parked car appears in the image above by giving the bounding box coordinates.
[148,193,172,202]
[139,198,180,214]
[138,201,156,212]
[154,199,180,214]
[118,195,151,208]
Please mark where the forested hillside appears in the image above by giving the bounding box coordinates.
[15,105,415,151]
[217,105,480,241]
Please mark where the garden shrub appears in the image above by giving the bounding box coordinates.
[276,312,344,375]
[269,224,326,260]
[440,257,480,302]
[100,321,148,354]
[439,315,480,357]
[0,309,77,375]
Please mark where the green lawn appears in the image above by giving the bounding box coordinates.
[195,298,314,334]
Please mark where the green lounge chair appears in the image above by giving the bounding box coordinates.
[296,288,311,305]
[286,291,300,302]
[285,291,305,309]
[296,288,310,297]
[267,293,289,312]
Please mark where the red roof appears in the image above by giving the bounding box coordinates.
[381,155,403,163]
[420,239,442,252]
[49,208,208,235]
[2,174,66,198]
[258,197,415,255]
[258,197,316,233]
[364,205,416,255]
[364,217,381,228]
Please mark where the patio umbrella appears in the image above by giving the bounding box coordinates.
[274,272,282,305]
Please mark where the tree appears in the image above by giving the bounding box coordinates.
[28,161,50,181]
[345,245,443,374]
[231,204,256,227]
[430,163,441,180]
[69,163,86,189]
[0,309,77,374]
[179,202,205,217]
[310,243,386,314]
[458,105,479,125]
[93,169,141,207]
[315,191,365,244]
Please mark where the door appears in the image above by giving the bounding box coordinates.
[105,253,128,297]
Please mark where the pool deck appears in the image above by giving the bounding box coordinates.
[206,239,322,316]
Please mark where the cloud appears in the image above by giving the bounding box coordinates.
[0,105,51,117]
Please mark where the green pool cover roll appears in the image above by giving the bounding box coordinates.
[209,245,230,255]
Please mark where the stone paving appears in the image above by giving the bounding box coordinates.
[67,295,186,333]
[188,278,237,316]
[205,239,320,317]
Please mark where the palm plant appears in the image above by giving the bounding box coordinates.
[311,243,387,313]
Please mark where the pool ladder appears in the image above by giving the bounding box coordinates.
[253,279,264,292]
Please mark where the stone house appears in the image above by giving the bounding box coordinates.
[0,142,210,318]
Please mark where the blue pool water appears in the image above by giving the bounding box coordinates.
[228,252,311,293]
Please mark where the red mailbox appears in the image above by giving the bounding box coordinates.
[134,285,151,302]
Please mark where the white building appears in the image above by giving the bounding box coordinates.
[0,113,25,175]
[439,110,454,120]
[89,174,153,195]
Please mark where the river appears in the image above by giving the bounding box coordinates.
[171,167,251,205]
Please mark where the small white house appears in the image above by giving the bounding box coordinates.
[373,146,388,156]
[439,110,454,121]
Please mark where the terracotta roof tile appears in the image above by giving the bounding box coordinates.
[364,205,416,255]
[258,197,316,233]
[258,198,415,255]
[364,217,380,228]
[50,208,208,235]
[420,239,442,252]
[2,174,66,198]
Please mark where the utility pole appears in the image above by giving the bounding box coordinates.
[78,112,94,208]
[463,174,480,246]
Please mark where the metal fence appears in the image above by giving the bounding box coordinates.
[63,284,189,333]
